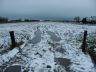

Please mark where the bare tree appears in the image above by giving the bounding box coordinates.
[74,16,80,23]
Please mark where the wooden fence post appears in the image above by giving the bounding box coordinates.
[82,30,87,52]
[9,31,16,48]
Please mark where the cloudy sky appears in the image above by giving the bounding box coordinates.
[0,0,96,19]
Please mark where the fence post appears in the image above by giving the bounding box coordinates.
[82,30,87,53]
[9,31,16,48]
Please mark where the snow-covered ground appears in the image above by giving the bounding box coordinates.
[0,22,96,72]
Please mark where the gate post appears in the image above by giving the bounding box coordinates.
[82,30,87,52]
[9,31,16,48]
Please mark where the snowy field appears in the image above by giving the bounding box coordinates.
[0,22,96,72]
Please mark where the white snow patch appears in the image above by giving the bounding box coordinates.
[0,22,96,72]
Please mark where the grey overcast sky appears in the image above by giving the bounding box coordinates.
[0,0,96,19]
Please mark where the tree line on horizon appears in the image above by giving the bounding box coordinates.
[0,17,40,23]
[0,16,96,24]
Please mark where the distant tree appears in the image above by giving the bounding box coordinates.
[82,18,87,24]
[24,19,40,22]
[17,19,22,22]
[74,16,80,22]
[0,17,8,23]
[24,19,30,22]
[90,16,96,24]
